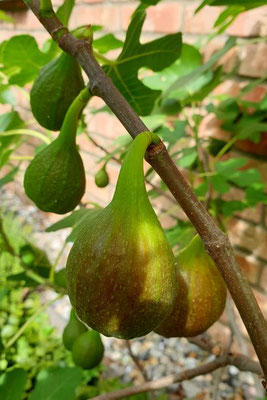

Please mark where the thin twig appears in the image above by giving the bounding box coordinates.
[125,340,149,383]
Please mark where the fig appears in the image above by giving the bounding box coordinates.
[66,131,177,339]
[63,309,87,351]
[30,52,84,131]
[94,165,109,188]
[155,235,227,338]
[71,330,104,369]
[24,87,90,214]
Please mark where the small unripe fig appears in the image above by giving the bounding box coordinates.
[62,309,87,351]
[24,88,90,214]
[66,132,177,339]
[94,165,109,188]
[155,235,227,338]
[71,330,104,369]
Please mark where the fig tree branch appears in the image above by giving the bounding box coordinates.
[23,0,267,381]
[89,353,262,400]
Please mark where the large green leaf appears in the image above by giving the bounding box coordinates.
[29,367,82,400]
[2,35,52,86]
[103,4,182,115]
[0,368,27,400]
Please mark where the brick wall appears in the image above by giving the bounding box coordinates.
[0,0,266,321]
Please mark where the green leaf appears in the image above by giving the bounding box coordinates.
[46,209,93,232]
[215,157,248,175]
[213,98,240,122]
[165,222,195,250]
[46,208,102,242]
[143,43,207,101]
[158,121,187,147]
[229,169,262,188]
[210,175,231,193]
[93,34,123,54]
[0,166,19,187]
[0,368,27,400]
[259,93,267,110]
[245,183,267,206]
[164,37,236,97]
[177,148,198,168]
[0,111,24,132]
[184,66,222,103]
[208,0,266,6]
[29,367,82,400]
[0,11,14,23]
[56,0,75,26]
[2,35,51,86]
[103,4,182,115]
[222,200,246,217]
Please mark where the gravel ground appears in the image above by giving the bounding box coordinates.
[1,188,263,400]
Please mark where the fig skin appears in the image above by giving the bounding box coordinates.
[155,235,227,338]
[71,330,104,369]
[30,52,84,131]
[66,132,177,339]
[24,87,90,214]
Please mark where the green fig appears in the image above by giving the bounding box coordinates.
[94,165,109,188]
[71,329,104,369]
[66,131,177,339]
[24,87,90,214]
[155,235,227,338]
[63,309,87,351]
[30,52,85,131]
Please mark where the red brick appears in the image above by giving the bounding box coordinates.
[227,6,267,37]
[121,4,138,31]
[227,218,267,262]
[144,2,182,34]
[90,112,127,141]
[235,252,260,285]
[183,4,222,35]
[70,5,121,31]
[0,10,43,30]
[122,2,182,34]
[238,43,267,79]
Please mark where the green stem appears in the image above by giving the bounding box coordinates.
[5,294,63,349]
[213,136,238,167]
[112,131,158,205]
[39,0,54,17]
[58,87,91,147]
[1,129,51,144]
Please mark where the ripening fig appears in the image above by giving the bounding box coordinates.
[94,164,109,188]
[24,87,90,214]
[155,235,227,338]
[66,131,177,339]
[71,330,104,369]
[63,309,87,351]
[30,52,84,131]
